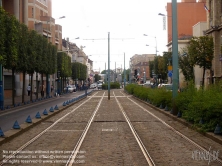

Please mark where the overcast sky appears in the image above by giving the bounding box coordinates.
[52,0,181,71]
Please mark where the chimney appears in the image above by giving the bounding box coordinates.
[66,37,69,42]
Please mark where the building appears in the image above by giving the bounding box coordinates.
[86,58,94,83]
[1,0,64,97]
[166,0,207,43]
[165,0,211,87]
[204,0,222,82]
[130,54,155,81]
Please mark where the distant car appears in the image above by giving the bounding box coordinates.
[64,85,76,92]
[97,83,102,89]
[161,84,173,91]
[143,82,151,88]
[90,83,97,89]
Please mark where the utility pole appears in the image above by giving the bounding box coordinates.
[115,62,116,82]
[124,53,126,89]
[0,1,4,110]
[172,0,179,99]
[108,32,110,100]
[105,62,106,83]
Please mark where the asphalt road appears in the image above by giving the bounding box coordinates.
[0,90,92,132]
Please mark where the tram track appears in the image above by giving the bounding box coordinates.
[65,92,105,166]
[120,90,222,165]
[0,89,221,165]
[113,91,155,166]
[0,92,100,166]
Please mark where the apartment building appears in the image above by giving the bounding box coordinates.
[130,54,155,81]
[205,0,222,82]
[86,58,94,83]
[166,0,222,87]
[1,0,63,97]
[166,0,206,43]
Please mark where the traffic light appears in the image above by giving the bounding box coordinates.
[134,69,137,76]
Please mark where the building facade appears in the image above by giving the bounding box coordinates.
[130,54,155,81]
[205,0,222,81]
[1,0,63,97]
[166,0,207,43]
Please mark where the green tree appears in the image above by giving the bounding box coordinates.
[71,62,86,81]
[179,48,195,82]
[94,74,100,82]
[0,7,6,64]
[4,14,19,105]
[187,36,214,87]
[121,69,130,81]
[16,23,29,103]
[27,30,38,101]
[101,70,106,74]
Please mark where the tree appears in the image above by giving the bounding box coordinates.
[16,23,29,103]
[187,36,214,87]
[0,7,6,64]
[4,14,19,105]
[121,69,130,81]
[179,48,195,82]
[94,74,100,82]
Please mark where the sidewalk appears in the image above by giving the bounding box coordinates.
[3,92,55,109]
[2,90,90,109]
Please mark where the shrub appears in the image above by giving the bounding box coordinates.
[125,81,222,133]
[102,82,120,89]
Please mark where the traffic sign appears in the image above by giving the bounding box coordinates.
[168,65,172,71]
[168,70,172,77]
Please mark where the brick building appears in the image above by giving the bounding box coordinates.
[130,54,155,81]
[166,0,207,43]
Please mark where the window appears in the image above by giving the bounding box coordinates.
[40,10,43,16]
[32,8,34,18]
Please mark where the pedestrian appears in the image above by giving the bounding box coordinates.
[51,85,54,93]
[27,84,31,96]
[76,83,79,91]
[66,83,69,93]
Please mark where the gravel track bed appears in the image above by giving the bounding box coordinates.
[118,96,221,166]
[0,97,100,166]
[1,90,221,166]
[77,96,148,165]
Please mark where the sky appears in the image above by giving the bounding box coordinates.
[52,0,181,71]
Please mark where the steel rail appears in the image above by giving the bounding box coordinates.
[66,92,105,166]
[0,92,99,166]
[113,91,156,166]
[122,91,222,165]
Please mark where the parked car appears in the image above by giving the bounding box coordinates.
[97,83,103,89]
[161,84,173,91]
[64,85,76,92]
[143,82,151,88]
[90,83,97,89]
